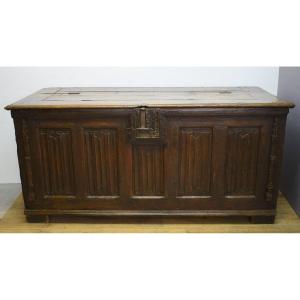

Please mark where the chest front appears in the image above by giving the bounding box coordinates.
[7,87,293,223]
[13,107,286,223]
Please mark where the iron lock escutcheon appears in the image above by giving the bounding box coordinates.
[127,107,165,144]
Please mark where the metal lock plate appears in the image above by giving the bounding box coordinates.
[128,107,165,143]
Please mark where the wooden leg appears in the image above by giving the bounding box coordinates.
[26,215,50,223]
[250,215,275,224]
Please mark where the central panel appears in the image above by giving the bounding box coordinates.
[132,144,165,196]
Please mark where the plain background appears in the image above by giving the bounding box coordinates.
[1,1,300,300]
[278,67,300,215]
[0,66,279,183]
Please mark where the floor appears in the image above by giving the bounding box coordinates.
[0,193,300,232]
[0,183,21,219]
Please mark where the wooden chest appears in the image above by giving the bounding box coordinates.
[6,87,294,223]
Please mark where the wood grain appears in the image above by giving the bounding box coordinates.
[133,145,164,196]
[5,87,294,109]
[84,128,119,196]
[178,128,212,195]
[39,128,75,196]
[225,127,259,195]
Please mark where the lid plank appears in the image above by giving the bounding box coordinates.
[5,87,295,110]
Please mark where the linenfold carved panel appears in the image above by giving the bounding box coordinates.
[84,129,119,196]
[133,145,164,195]
[39,129,76,196]
[225,127,260,195]
[178,128,212,196]
[22,120,35,202]
[265,117,279,201]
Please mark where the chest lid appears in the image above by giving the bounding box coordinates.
[5,87,295,109]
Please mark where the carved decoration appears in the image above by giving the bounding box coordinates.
[84,129,119,196]
[178,128,212,196]
[22,120,35,202]
[225,127,260,195]
[128,108,165,143]
[133,144,164,196]
[39,129,76,196]
[265,117,279,202]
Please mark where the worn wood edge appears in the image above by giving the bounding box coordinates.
[24,209,275,217]
[5,102,295,110]
[4,86,295,110]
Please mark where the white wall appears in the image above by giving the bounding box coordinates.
[0,67,279,183]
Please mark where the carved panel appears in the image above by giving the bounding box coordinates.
[265,117,279,201]
[84,129,119,196]
[178,128,212,196]
[225,127,260,195]
[133,145,164,195]
[22,120,35,202]
[39,129,76,196]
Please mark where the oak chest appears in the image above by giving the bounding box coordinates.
[6,87,294,223]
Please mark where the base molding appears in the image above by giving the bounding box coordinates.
[25,209,276,223]
[25,209,275,217]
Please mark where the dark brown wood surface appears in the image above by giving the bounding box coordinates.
[6,88,294,223]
